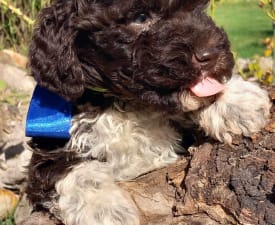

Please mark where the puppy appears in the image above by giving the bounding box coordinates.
[25,0,271,224]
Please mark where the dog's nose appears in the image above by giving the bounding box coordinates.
[193,48,219,68]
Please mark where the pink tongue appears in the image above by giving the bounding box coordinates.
[190,77,224,97]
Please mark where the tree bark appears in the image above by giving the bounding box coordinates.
[22,86,275,225]
[120,86,275,225]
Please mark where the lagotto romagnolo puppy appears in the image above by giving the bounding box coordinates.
[25,0,271,224]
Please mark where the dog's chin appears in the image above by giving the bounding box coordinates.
[178,74,231,112]
[178,90,214,112]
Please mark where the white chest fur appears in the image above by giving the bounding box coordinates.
[67,109,182,181]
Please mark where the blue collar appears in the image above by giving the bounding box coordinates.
[25,85,72,139]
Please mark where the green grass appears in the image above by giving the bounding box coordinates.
[0,0,49,54]
[0,216,16,225]
[213,0,272,58]
[0,209,16,225]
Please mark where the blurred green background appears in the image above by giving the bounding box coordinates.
[0,0,49,53]
[214,0,272,58]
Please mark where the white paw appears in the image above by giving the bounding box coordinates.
[56,161,140,225]
[195,75,271,143]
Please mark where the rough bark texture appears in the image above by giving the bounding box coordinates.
[21,86,275,225]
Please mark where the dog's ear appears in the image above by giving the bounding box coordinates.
[29,0,85,101]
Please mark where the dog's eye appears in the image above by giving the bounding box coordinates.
[133,13,149,23]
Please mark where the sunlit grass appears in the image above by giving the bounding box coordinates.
[0,0,49,54]
[214,0,272,58]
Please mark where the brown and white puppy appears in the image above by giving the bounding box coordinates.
[26,0,271,224]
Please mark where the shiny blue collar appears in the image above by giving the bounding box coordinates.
[25,85,72,139]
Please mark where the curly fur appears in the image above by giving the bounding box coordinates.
[194,75,271,143]
[29,0,233,108]
[26,0,271,224]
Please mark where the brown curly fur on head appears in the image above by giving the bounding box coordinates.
[29,0,234,111]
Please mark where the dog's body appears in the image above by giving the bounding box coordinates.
[26,0,271,224]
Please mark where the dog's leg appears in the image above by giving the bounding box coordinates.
[56,160,140,225]
[194,75,271,143]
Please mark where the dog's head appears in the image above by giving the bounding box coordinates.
[29,0,234,111]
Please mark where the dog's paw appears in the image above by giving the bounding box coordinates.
[56,161,140,225]
[195,75,271,143]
